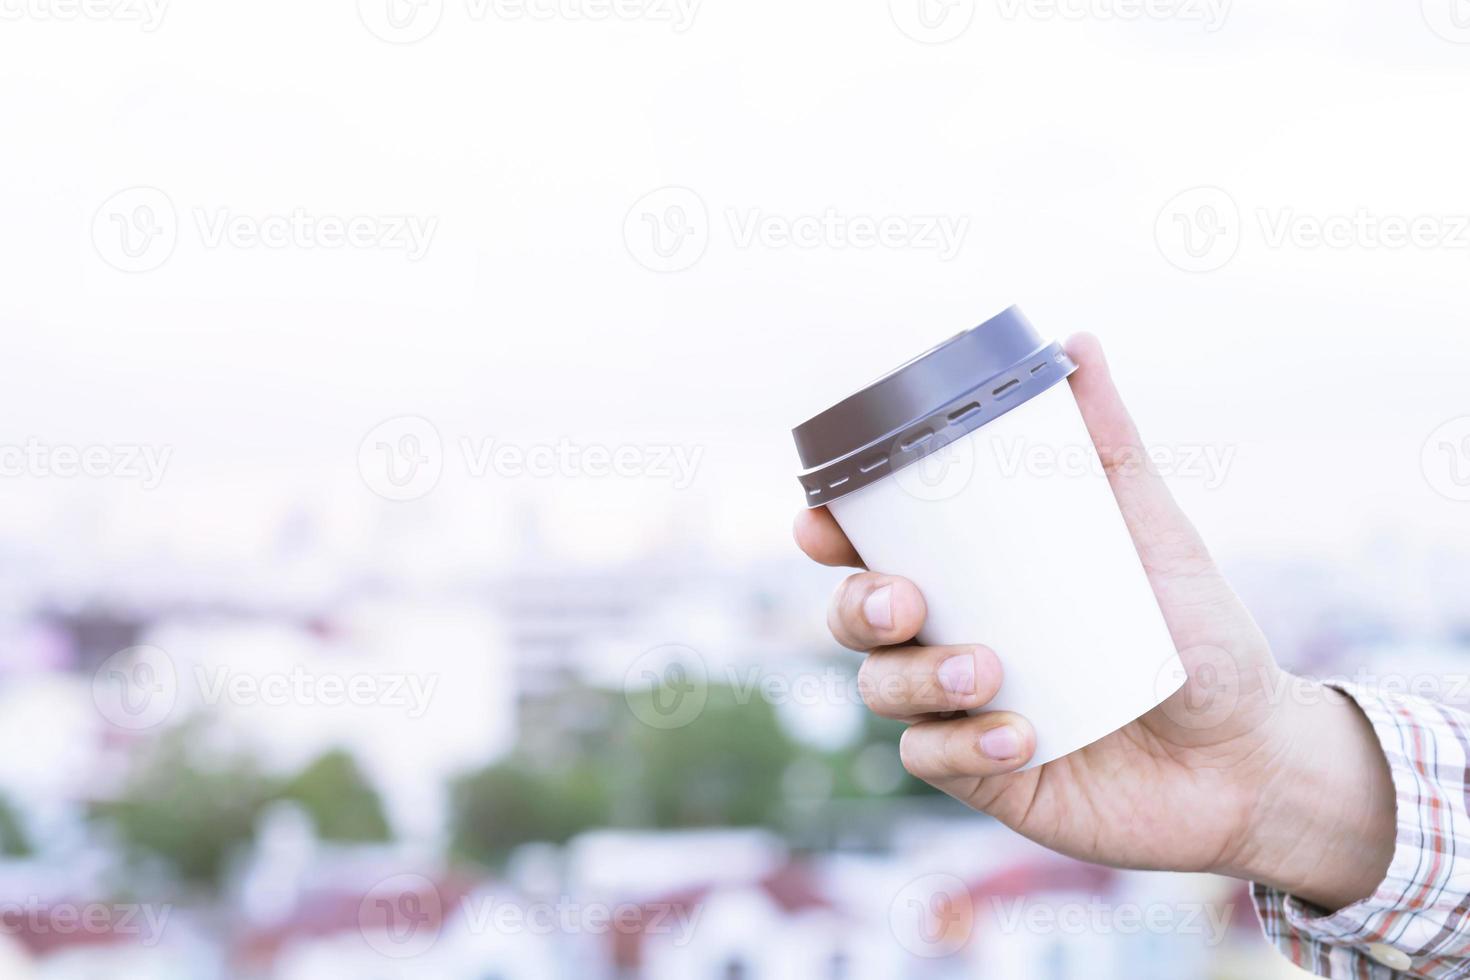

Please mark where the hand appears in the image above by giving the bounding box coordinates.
[794,333,1396,910]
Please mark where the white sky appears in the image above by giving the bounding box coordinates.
[2,0,1470,576]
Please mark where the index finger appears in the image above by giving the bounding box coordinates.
[793,507,865,569]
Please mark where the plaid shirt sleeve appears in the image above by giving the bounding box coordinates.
[1253,681,1470,979]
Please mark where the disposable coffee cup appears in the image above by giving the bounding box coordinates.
[793,307,1184,769]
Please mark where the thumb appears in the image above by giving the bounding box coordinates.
[1064,333,1216,580]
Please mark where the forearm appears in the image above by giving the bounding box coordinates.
[1231,679,1470,979]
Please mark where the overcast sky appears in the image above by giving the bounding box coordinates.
[2,0,1469,576]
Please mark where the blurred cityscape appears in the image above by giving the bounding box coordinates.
[2,490,1467,979]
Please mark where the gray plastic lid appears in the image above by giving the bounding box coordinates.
[793,306,1076,506]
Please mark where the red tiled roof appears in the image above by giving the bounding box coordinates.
[968,859,1119,901]
[6,903,143,957]
[610,861,838,970]
[232,875,475,969]
[758,863,834,915]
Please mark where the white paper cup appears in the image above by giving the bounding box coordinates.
[793,308,1184,769]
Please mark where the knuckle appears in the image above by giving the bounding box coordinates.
[830,575,868,633]
[941,724,975,774]
[903,661,941,707]
[1098,443,1147,479]
[863,653,934,715]
[835,574,868,615]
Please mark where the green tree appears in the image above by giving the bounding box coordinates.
[279,749,391,843]
[89,725,276,890]
[0,793,32,857]
[622,685,797,828]
[449,759,612,867]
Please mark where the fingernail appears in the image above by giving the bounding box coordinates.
[979,726,1021,761]
[937,654,975,696]
[863,585,893,630]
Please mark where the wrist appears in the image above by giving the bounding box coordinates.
[1222,677,1396,910]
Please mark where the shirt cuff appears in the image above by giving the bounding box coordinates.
[1252,680,1470,979]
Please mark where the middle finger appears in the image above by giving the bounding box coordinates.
[858,644,1004,719]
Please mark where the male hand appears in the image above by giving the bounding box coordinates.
[794,333,1395,910]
